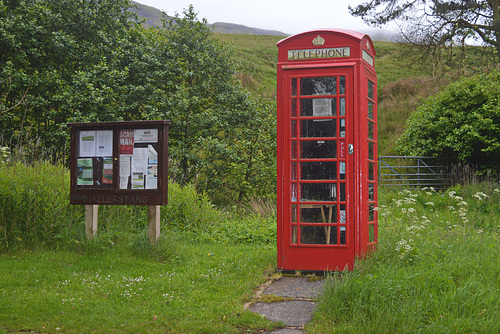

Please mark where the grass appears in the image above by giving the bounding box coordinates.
[306,184,500,333]
[0,243,277,333]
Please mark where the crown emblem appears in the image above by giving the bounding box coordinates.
[312,35,325,46]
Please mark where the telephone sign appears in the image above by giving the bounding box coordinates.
[276,29,378,272]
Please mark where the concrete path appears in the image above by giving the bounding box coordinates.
[248,276,325,333]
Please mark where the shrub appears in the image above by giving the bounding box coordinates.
[395,70,500,174]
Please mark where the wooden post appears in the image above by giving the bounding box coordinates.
[85,205,98,239]
[148,205,161,245]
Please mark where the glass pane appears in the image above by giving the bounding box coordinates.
[369,183,375,201]
[368,121,374,139]
[339,161,345,180]
[369,141,374,160]
[340,183,345,202]
[369,162,375,181]
[291,183,297,202]
[292,78,297,97]
[301,140,337,159]
[300,119,336,138]
[339,204,346,224]
[369,204,375,221]
[368,80,374,100]
[291,204,297,222]
[291,161,297,180]
[368,101,374,119]
[292,225,297,243]
[300,98,336,117]
[340,226,346,245]
[301,77,336,96]
[301,183,336,202]
[291,141,297,159]
[300,206,323,223]
[301,161,337,180]
[300,226,337,245]
[369,224,376,243]
[291,120,297,138]
[300,204,337,224]
[339,118,345,138]
[340,98,345,116]
[339,76,345,95]
[291,99,297,117]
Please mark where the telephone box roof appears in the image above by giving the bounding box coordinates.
[277,29,369,46]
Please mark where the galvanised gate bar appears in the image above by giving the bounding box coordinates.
[276,29,378,272]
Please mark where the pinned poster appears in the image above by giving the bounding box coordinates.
[119,155,131,189]
[77,158,93,185]
[134,129,158,143]
[131,172,144,189]
[102,157,113,184]
[79,131,96,157]
[120,130,134,155]
[146,165,158,189]
[146,145,158,189]
[96,130,113,156]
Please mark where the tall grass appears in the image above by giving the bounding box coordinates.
[0,162,276,252]
[308,185,500,333]
[0,162,83,250]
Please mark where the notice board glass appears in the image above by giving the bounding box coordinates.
[68,120,170,205]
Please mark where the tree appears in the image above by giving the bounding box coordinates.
[349,0,500,62]
[0,0,146,160]
[394,70,500,173]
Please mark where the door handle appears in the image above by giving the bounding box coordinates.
[348,144,354,155]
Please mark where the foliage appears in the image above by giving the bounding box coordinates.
[0,1,276,202]
[0,162,83,250]
[394,70,500,174]
[0,0,146,160]
[349,0,500,63]
[0,162,277,251]
[153,7,277,203]
[307,185,500,333]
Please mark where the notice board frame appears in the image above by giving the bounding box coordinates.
[68,120,170,206]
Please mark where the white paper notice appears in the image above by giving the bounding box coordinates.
[146,165,158,189]
[147,145,158,165]
[79,131,96,157]
[134,129,158,143]
[96,130,113,156]
[132,147,148,174]
[119,177,129,190]
[131,172,144,189]
[119,155,131,189]
[313,98,332,117]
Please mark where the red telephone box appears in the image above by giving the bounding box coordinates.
[276,29,378,272]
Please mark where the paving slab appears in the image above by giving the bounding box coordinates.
[268,328,304,334]
[250,300,317,327]
[262,276,325,299]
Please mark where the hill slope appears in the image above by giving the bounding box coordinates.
[130,1,288,35]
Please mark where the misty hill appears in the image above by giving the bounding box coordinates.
[130,1,289,36]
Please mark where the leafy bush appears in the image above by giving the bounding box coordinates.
[395,71,500,174]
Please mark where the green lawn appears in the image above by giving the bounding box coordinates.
[0,243,277,334]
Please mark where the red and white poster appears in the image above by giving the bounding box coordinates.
[119,130,134,155]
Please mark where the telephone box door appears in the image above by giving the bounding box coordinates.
[279,66,356,271]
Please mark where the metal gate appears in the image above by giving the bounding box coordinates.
[378,156,453,189]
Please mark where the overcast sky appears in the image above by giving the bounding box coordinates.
[134,0,394,37]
